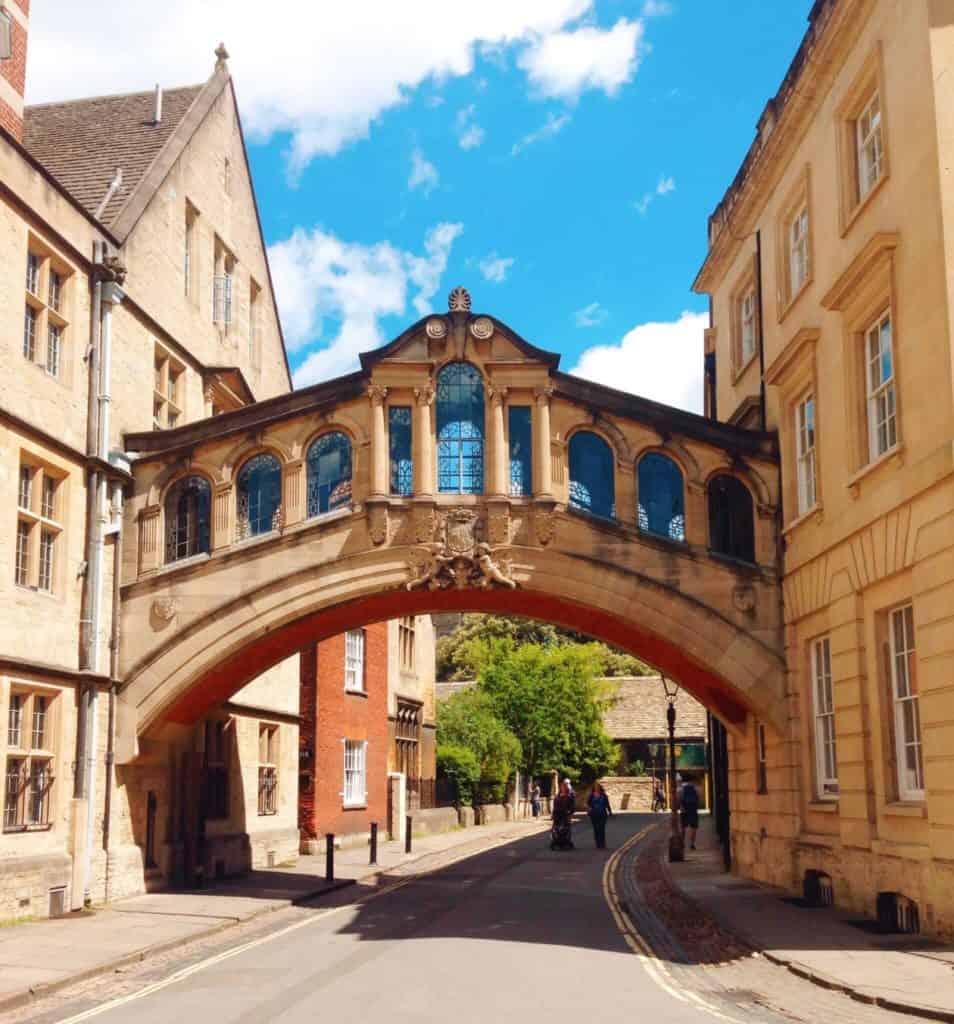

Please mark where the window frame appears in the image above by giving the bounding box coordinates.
[343,739,368,808]
[636,451,686,542]
[153,345,185,430]
[889,603,923,802]
[811,636,838,799]
[389,405,413,497]
[257,723,279,816]
[3,687,57,833]
[795,392,817,516]
[865,310,897,463]
[398,616,415,672]
[507,405,532,498]
[22,241,72,379]
[436,362,485,495]
[235,452,283,540]
[568,430,616,521]
[344,629,366,694]
[14,457,64,594]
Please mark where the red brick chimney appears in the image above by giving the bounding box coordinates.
[0,0,29,141]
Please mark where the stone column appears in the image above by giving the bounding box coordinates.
[489,386,508,497]
[368,386,388,497]
[138,505,161,574]
[413,385,435,496]
[283,459,305,526]
[533,386,553,498]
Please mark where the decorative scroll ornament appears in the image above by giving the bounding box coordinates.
[426,317,448,340]
[448,286,472,312]
[367,385,388,406]
[406,508,517,591]
[469,316,494,341]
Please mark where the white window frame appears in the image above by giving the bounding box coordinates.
[865,311,896,462]
[343,739,367,808]
[811,636,838,798]
[890,604,923,801]
[856,90,883,200]
[344,629,365,692]
[789,206,809,297]
[795,393,817,515]
[740,289,756,366]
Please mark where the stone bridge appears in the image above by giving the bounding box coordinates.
[116,290,782,763]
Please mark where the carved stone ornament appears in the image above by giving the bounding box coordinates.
[448,286,472,312]
[151,597,178,626]
[406,508,517,591]
[414,385,435,407]
[367,385,388,406]
[469,316,494,341]
[487,504,511,545]
[368,503,389,545]
[534,507,556,546]
[425,317,448,340]
[412,503,437,543]
[732,584,757,616]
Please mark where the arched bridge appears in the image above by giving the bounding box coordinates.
[117,290,782,763]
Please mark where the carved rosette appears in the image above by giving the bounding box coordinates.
[469,316,493,341]
[426,317,448,340]
[368,503,389,545]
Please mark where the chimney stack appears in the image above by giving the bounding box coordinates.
[0,0,29,142]
[153,84,163,124]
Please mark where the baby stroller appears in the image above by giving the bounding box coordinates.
[550,816,574,851]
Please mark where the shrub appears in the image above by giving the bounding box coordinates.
[436,744,480,805]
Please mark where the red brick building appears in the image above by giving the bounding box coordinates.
[0,0,27,139]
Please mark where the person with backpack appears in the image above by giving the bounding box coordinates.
[678,775,700,850]
[586,782,613,849]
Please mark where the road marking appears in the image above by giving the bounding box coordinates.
[601,823,749,1024]
[53,826,548,1024]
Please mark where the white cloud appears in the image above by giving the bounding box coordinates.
[408,149,439,196]
[574,301,608,327]
[642,0,673,16]
[455,104,485,150]
[518,19,644,101]
[26,0,609,175]
[511,111,571,155]
[569,311,707,413]
[633,174,676,215]
[478,252,515,284]
[268,222,463,387]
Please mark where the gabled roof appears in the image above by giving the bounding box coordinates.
[23,83,206,231]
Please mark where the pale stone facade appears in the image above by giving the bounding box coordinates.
[695,0,954,935]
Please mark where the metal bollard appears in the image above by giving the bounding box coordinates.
[325,833,334,882]
[405,815,412,854]
[370,822,378,865]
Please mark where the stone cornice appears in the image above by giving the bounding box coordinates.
[821,231,899,310]
[764,327,821,387]
[693,0,875,294]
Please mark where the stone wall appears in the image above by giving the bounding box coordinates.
[597,776,655,813]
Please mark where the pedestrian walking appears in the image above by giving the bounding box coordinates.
[530,782,541,818]
[550,781,574,850]
[652,775,665,813]
[563,776,575,809]
[586,782,612,849]
[679,775,700,850]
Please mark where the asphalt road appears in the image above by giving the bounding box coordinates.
[29,815,913,1024]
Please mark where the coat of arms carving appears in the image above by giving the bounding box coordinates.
[406,508,517,591]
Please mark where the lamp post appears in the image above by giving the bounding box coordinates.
[662,676,684,863]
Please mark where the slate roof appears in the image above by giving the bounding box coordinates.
[601,676,708,740]
[22,84,204,229]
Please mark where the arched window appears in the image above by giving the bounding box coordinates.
[638,453,685,541]
[437,362,484,494]
[164,476,211,563]
[708,474,755,563]
[236,453,282,539]
[568,431,615,519]
[306,432,352,517]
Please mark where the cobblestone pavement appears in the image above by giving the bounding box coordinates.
[614,821,921,1023]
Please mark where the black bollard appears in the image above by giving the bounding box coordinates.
[370,822,378,865]
[325,833,334,882]
[405,815,412,854]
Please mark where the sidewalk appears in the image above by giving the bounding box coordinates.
[662,820,954,1022]
[0,818,545,1013]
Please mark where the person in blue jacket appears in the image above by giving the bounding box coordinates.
[586,782,612,849]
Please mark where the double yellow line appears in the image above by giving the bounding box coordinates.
[601,823,747,1024]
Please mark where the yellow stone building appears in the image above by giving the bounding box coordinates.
[694,0,954,935]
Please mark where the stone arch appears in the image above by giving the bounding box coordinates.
[635,437,702,488]
[221,437,294,484]
[705,459,772,511]
[116,545,786,764]
[564,416,634,467]
[298,413,367,459]
[147,458,220,508]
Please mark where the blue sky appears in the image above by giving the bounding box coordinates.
[31,1,810,410]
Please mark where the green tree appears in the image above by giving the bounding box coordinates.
[436,688,522,784]
[436,614,652,680]
[476,641,618,783]
[435,744,480,805]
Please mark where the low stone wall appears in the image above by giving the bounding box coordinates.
[411,807,460,837]
[597,776,654,812]
[476,804,509,825]
[0,851,72,922]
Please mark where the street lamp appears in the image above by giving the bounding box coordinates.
[661,676,685,863]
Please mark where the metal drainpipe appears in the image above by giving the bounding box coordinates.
[755,230,767,431]
[102,480,123,901]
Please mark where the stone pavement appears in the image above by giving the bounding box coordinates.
[663,819,954,1022]
[0,818,546,1013]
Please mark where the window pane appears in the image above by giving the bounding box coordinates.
[15,522,30,586]
[437,363,484,494]
[38,530,54,592]
[236,454,282,538]
[508,406,532,497]
[389,406,413,496]
[707,475,755,562]
[18,466,32,510]
[165,476,212,562]
[638,453,685,540]
[569,432,615,519]
[23,306,36,360]
[306,432,352,516]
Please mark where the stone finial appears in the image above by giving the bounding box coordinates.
[214,42,230,73]
[448,286,471,313]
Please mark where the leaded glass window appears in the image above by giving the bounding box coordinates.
[707,474,755,563]
[389,406,413,496]
[236,454,282,540]
[306,432,352,517]
[568,431,615,519]
[637,453,685,541]
[165,476,211,562]
[508,406,532,497]
[437,363,484,494]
